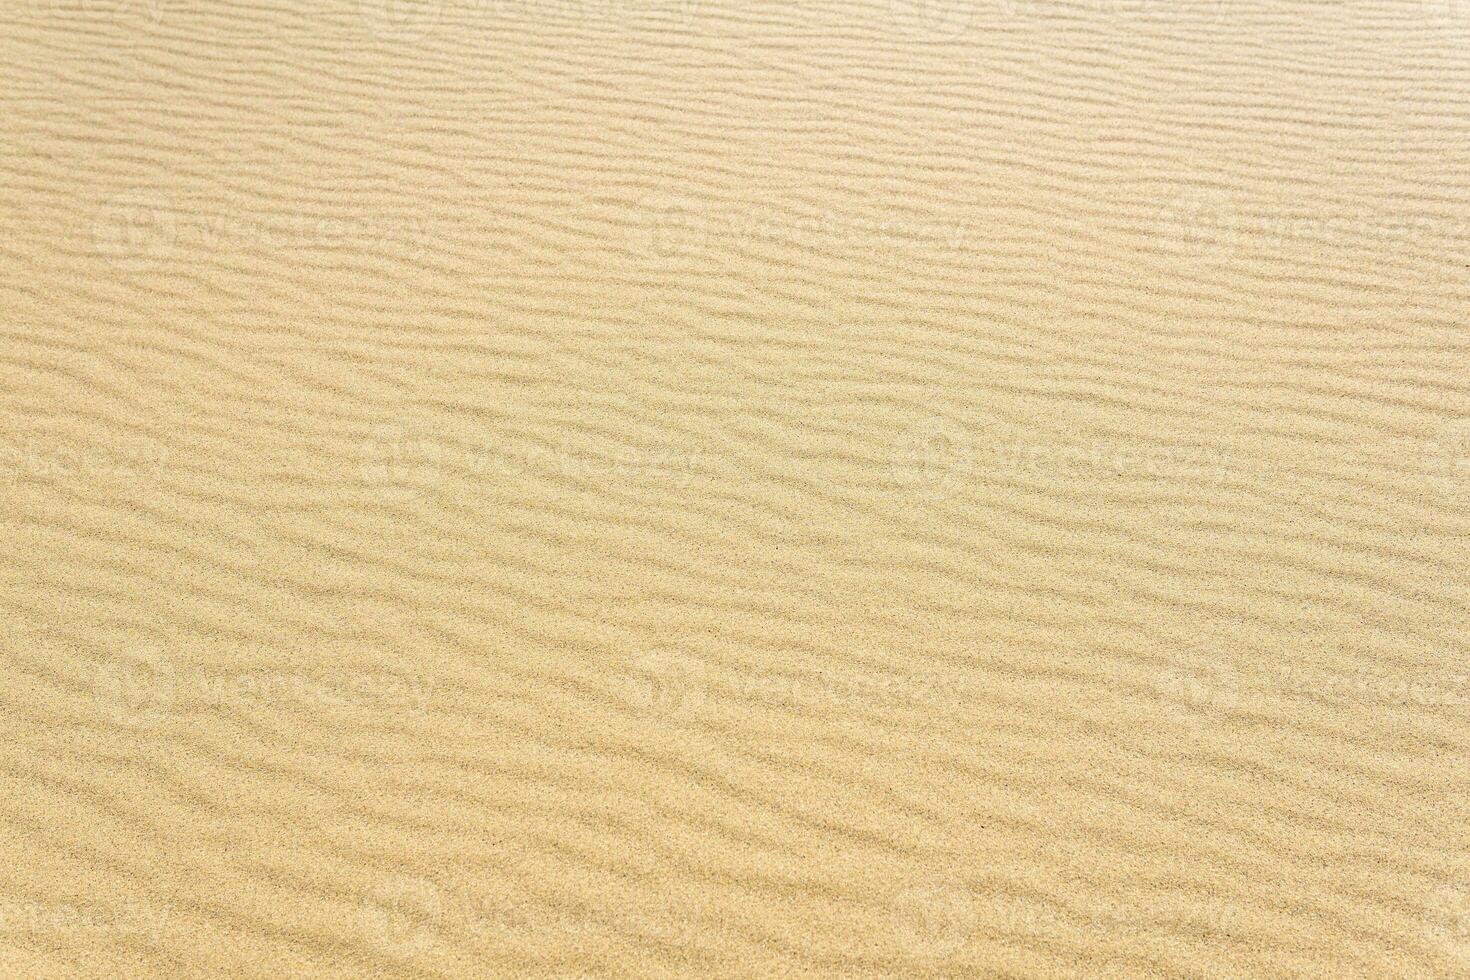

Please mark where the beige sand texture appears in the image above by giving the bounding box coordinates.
[2,0,1470,975]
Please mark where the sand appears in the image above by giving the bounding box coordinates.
[1,0,1469,975]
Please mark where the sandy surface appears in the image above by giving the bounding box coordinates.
[2,0,1469,975]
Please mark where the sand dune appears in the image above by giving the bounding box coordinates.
[1,0,1469,975]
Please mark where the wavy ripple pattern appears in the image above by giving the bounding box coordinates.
[1,0,1469,975]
